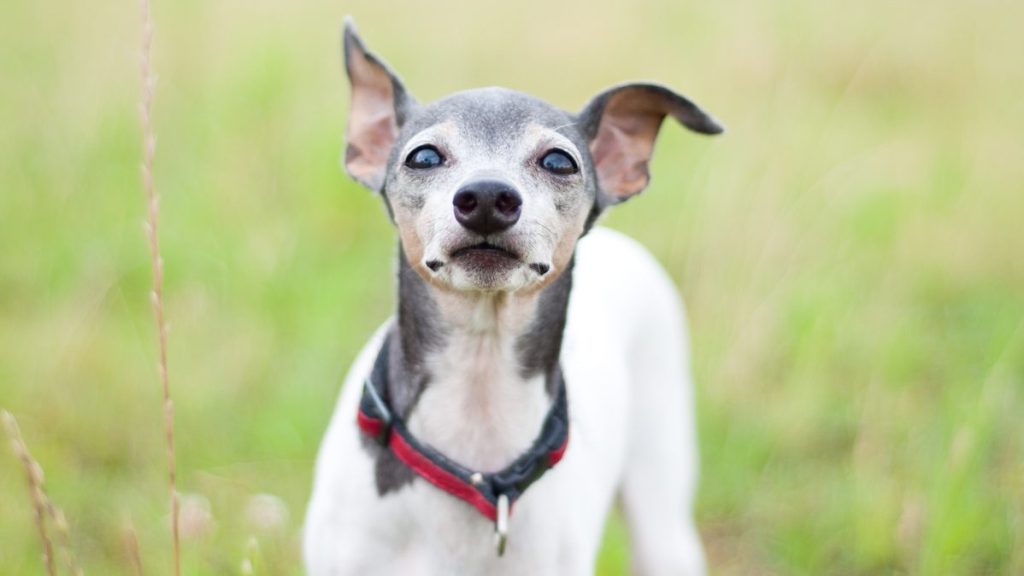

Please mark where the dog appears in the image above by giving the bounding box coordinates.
[304,18,723,576]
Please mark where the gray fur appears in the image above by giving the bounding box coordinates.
[516,259,574,391]
[393,247,444,415]
[373,443,417,495]
[371,250,443,495]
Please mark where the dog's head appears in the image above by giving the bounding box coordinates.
[341,19,722,293]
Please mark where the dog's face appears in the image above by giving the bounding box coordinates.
[342,20,722,293]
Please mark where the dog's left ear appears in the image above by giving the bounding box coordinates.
[342,18,416,192]
[578,83,723,204]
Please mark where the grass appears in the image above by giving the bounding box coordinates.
[137,0,181,572]
[1,0,1022,574]
[4,411,58,576]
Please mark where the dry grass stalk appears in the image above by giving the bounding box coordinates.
[48,504,85,576]
[123,521,145,576]
[138,1,181,575]
[3,410,57,576]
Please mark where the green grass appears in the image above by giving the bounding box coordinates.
[2,0,1022,574]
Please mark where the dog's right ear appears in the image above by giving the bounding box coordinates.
[342,18,416,192]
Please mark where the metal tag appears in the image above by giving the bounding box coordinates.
[494,494,509,556]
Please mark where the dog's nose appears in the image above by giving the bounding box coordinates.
[452,180,522,235]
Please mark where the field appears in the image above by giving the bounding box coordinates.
[2,0,1022,574]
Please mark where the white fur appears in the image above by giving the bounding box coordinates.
[304,227,705,575]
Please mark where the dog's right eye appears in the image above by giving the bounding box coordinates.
[405,145,444,169]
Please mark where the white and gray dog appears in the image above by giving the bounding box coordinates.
[304,18,723,576]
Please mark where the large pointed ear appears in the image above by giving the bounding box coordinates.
[342,18,416,191]
[577,83,723,203]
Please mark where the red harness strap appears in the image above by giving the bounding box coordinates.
[355,339,570,524]
[389,429,500,521]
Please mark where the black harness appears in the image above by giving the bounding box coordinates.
[356,339,570,554]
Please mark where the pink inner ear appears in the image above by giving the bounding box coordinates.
[346,49,399,190]
[590,91,665,200]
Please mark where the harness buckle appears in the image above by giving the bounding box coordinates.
[494,494,509,557]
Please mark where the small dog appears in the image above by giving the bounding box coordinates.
[304,18,723,576]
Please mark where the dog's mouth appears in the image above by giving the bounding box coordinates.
[450,241,520,262]
[424,241,550,280]
[445,242,523,273]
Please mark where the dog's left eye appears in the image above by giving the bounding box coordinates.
[539,149,578,175]
[406,145,445,169]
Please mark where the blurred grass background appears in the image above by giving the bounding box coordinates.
[2,0,1022,574]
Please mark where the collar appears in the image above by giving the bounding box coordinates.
[356,336,569,554]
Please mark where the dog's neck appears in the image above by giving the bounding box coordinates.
[385,246,572,471]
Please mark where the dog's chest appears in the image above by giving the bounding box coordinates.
[406,328,550,473]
